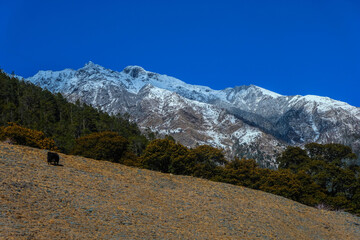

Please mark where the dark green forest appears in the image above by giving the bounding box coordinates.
[1,70,359,215]
[0,71,148,154]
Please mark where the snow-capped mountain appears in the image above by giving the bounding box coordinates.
[25,62,360,166]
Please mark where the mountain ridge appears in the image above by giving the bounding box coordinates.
[23,62,360,166]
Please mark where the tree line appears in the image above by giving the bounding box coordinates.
[135,139,359,215]
[46,128,360,215]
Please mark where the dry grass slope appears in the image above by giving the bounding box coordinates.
[0,142,359,239]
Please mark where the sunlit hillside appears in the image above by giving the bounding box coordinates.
[1,142,359,239]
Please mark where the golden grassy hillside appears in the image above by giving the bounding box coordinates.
[1,142,359,239]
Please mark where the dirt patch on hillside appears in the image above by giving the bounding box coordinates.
[0,142,359,239]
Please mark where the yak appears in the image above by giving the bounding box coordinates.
[47,152,59,165]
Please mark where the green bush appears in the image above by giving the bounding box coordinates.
[71,131,129,163]
[140,139,190,173]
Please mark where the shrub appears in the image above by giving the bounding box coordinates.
[217,158,261,188]
[187,145,227,179]
[0,122,58,151]
[140,139,190,174]
[71,131,129,163]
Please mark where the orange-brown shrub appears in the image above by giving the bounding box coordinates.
[0,122,58,151]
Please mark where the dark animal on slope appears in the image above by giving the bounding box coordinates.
[47,152,59,165]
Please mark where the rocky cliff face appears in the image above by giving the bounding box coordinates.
[25,62,360,167]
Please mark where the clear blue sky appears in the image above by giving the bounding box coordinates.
[1,0,359,107]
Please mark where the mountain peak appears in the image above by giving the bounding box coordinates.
[84,61,95,66]
[82,61,104,70]
[123,65,147,78]
[250,85,282,98]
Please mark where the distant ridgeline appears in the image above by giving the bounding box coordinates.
[1,70,359,216]
[0,70,149,155]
